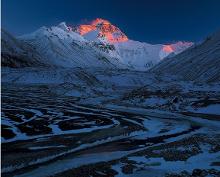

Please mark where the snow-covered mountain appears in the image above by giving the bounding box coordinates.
[2,18,193,70]
[151,30,220,83]
[18,22,124,68]
[114,40,193,70]
[76,18,193,70]
[76,18,128,43]
[1,29,44,67]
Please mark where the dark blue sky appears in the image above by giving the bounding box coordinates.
[2,0,220,43]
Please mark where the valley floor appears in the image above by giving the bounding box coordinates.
[1,68,220,177]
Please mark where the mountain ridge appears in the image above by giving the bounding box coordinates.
[150,29,220,83]
[2,18,193,70]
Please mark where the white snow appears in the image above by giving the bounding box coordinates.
[18,24,123,68]
[113,40,193,70]
[3,20,193,71]
[128,144,220,174]
[151,30,220,82]
[143,97,167,106]
[192,104,220,115]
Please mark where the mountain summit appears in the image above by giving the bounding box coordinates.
[2,18,193,70]
[76,18,128,43]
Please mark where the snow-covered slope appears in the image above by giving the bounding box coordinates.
[113,40,193,70]
[114,40,193,70]
[76,18,193,70]
[1,29,43,67]
[151,30,220,83]
[18,23,123,68]
[2,19,193,70]
[114,40,163,70]
[77,18,128,43]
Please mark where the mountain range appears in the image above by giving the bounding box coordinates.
[2,18,220,83]
[1,18,193,70]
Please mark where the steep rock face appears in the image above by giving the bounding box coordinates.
[151,30,220,83]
